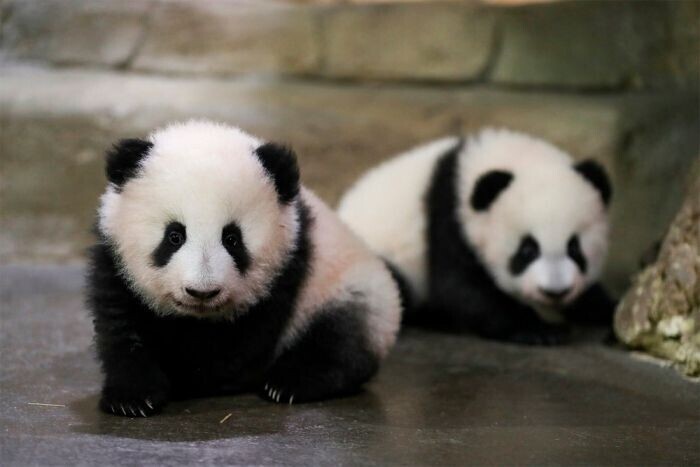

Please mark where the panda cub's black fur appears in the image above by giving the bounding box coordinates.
[87,121,400,417]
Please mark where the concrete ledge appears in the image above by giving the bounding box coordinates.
[2,64,698,295]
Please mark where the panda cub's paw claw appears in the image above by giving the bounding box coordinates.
[101,398,155,417]
[100,387,166,417]
[261,383,295,405]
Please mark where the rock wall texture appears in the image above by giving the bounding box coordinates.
[2,0,698,89]
[615,164,700,377]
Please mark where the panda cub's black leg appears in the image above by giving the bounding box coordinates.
[96,335,171,417]
[261,304,379,404]
[564,283,617,325]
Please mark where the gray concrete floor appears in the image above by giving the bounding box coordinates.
[1,264,698,466]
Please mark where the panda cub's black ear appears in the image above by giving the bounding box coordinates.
[255,142,300,204]
[574,159,612,207]
[471,170,514,211]
[106,138,153,190]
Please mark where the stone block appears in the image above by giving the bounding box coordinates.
[322,3,495,81]
[491,0,700,90]
[1,0,150,67]
[131,0,319,75]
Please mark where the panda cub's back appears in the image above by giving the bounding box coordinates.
[283,188,401,359]
[338,137,460,301]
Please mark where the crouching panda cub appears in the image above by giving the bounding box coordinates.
[87,120,400,417]
[338,129,614,345]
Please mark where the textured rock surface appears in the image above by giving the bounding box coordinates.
[2,64,698,298]
[615,164,700,377]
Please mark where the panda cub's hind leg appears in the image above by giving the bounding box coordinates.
[261,303,379,404]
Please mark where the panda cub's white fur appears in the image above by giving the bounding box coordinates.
[339,128,614,345]
[88,120,401,417]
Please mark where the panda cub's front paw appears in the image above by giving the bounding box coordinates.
[509,324,571,346]
[261,383,297,405]
[100,385,168,417]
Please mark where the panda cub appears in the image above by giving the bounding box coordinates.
[338,129,614,345]
[87,121,401,417]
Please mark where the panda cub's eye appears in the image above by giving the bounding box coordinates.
[509,234,540,276]
[168,230,184,246]
[223,233,237,247]
[567,235,581,256]
[221,223,242,248]
[567,234,588,273]
[151,221,186,268]
[164,222,186,247]
[221,222,250,273]
[518,235,539,259]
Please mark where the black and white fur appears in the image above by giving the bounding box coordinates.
[338,129,614,345]
[87,121,401,417]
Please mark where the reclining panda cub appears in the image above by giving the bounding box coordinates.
[339,129,615,345]
[87,121,401,417]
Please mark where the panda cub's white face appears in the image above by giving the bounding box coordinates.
[98,122,299,319]
[488,186,609,310]
[460,130,610,313]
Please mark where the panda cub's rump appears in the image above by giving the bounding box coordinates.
[88,121,401,417]
[338,129,614,345]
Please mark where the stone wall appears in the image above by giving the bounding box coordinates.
[3,0,698,88]
[1,0,698,298]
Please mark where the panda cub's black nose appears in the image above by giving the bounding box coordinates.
[185,288,221,300]
[539,287,571,301]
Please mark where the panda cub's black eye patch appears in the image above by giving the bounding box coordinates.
[567,235,587,273]
[152,222,186,268]
[222,222,250,274]
[509,234,540,276]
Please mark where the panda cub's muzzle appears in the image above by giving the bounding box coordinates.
[172,285,229,315]
[529,256,581,307]
[538,286,572,303]
[185,287,221,300]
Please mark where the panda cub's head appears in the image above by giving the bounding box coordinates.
[98,121,301,318]
[461,129,612,310]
